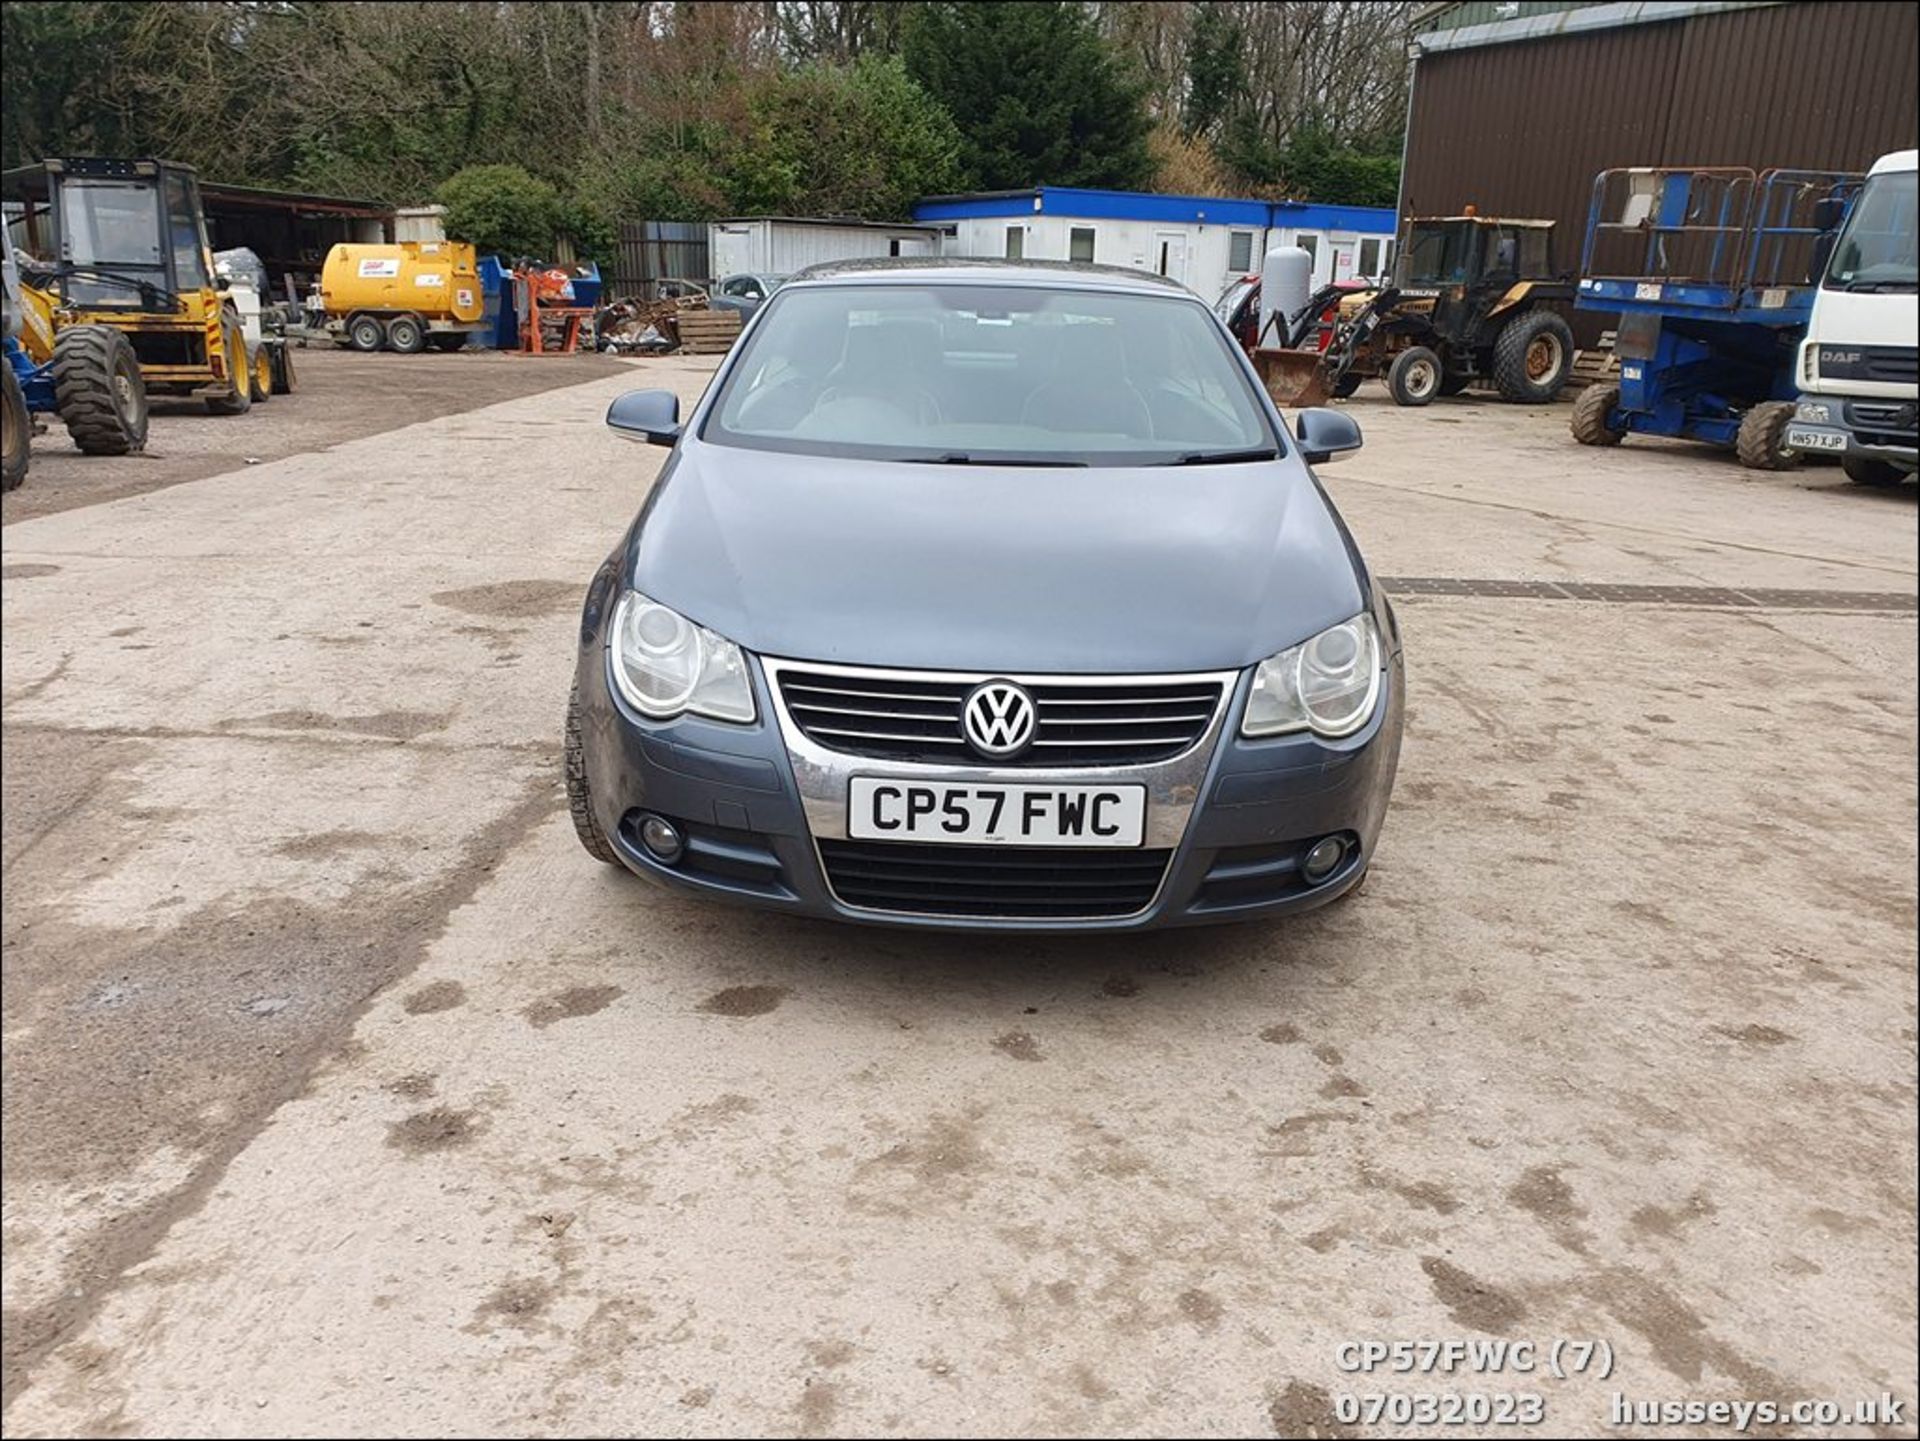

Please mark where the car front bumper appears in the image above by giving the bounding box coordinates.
[573,641,1404,933]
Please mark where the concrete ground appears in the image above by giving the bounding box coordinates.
[1,347,627,527]
[2,362,1914,1438]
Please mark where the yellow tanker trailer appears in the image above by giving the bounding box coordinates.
[320,241,486,353]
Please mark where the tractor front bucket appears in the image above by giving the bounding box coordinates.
[1252,346,1331,409]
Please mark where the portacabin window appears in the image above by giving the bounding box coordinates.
[1358,237,1381,277]
[1069,227,1096,264]
[1228,230,1255,272]
[1005,226,1025,260]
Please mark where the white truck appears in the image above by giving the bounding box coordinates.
[1787,149,1917,486]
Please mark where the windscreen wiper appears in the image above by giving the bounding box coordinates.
[48,264,181,310]
[907,453,1089,467]
[1841,279,1917,293]
[1167,447,1280,465]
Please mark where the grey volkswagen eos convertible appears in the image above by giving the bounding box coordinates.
[566,258,1402,930]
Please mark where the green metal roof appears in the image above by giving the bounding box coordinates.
[1416,2,1600,33]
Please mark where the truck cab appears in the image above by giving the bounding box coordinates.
[1788,149,1918,485]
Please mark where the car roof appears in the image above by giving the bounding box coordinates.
[786,256,1192,294]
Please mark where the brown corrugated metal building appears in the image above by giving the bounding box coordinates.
[1399,0,1919,339]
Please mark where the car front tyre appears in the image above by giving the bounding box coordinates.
[565,681,620,865]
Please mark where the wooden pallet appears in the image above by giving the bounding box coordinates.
[674,309,742,354]
[1568,329,1619,392]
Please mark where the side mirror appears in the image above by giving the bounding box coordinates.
[606,388,681,447]
[1812,196,1846,233]
[1295,407,1363,465]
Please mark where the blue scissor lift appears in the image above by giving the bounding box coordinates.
[1570,167,1860,469]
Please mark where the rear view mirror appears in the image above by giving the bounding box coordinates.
[1295,407,1363,464]
[606,388,681,446]
[1812,196,1847,232]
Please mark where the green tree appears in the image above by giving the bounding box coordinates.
[722,56,961,217]
[903,1,1153,190]
[1223,119,1401,208]
[435,165,561,258]
[1182,3,1242,141]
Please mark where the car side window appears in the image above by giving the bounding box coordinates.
[742,280,764,300]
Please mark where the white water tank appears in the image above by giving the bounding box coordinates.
[1258,246,1314,347]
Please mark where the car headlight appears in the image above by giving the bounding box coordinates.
[1795,399,1834,424]
[1242,614,1382,739]
[607,590,755,723]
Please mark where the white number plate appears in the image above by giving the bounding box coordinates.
[1786,426,1848,452]
[848,779,1146,847]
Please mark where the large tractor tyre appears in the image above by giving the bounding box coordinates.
[1570,383,1626,447]
[248,343,274,403]
[1387,346,1443,407]
[2,364,29,491]
[345,313,386,352]
[565,682,620,865]
[204,318,253,415]
[1329,371,1363,400]
[1491,310,1576,403]
[51,325,150,455]
[268,342,297,395]
[1735,400,1800,471]
[1843,457,1910,487]
[384,314,427,355]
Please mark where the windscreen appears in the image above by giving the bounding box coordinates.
[1400,223,1474,285]
[58,180,163,268]
[1825,170,1917,292]
[704,283,1275,466]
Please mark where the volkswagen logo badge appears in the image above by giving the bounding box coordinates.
[961,680,1037,758]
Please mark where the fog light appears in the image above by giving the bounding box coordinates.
[1302,836,1347,884]
[638,814,684,864]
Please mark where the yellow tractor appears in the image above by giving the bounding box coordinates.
[2,157,283,420]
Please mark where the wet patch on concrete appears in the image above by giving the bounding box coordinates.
[1268,1379,1351,1438]
[806,1338,857,1369]
[2,563,62,580]
[469,1275,556,1334]
[402,980,467,1016]
[384,1073,437,1099]
[1176,1287,1223,1330]
[1310,1043,1344,1067]
[671,1094,756,1139]
[386,1106,482,1155]
[1420,1256,1527,1334]
[992,1030,1044,1062]
[272,829,386,860]
[1101,975,1140,998]
[1509,1166,1584,1223]
[429,580,580,619]
[523,984,623,1029]
[1318,1074,1367,1100]
[884,1115,988,1183]
[795,1377,842,1435]
[698,985,788,1017]
[1630,1190,1717,1239]
[1259,1022,1302,1045]
[221,709,450,741]
[1714,1022,1795,1046]
[1582,1268,1790,1392]
[1362,1166,1461,1215]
